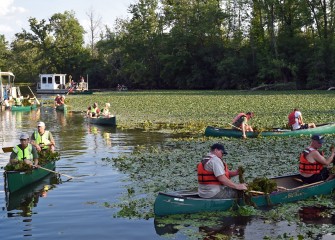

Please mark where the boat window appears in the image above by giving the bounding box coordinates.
[55,76,61,84]
[42,77,47,84]
[48,77,52,84]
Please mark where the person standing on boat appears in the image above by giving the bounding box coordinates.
[288,108,316,130]
[299,135,335,184]
[30,121,56,152]
[9,133,39,167]
[198,143,247,198]
[232,112,254,139]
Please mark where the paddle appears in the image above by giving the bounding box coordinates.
[2,147,13,153]
[27,86,41,105]
[227,123,242,131]
[38,166,74,179]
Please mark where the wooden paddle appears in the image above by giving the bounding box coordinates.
[2,147,13,153]
[38,166,74,179]
[228,123,242,131]
[27,86,41,105]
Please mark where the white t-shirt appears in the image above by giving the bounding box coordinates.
[198,153,227,198]
[292,111,302,130]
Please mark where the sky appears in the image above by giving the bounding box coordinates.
[0,0,135,43]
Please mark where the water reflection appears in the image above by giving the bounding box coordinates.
[6,174,60,217]
[299,206,335,225]
[154,215,251,239]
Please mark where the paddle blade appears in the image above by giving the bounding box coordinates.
[2,147,13,153]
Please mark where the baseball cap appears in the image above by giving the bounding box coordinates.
[19,133,29,140]
[211,143,228,155]
[37,121,45,127]
[311,135,324,144]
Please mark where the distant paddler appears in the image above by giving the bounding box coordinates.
[30,121,56,152]
[232,112,254,139]
[8,133,39,168]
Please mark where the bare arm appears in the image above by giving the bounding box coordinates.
[217,175,247,190]
[308,148,335,166]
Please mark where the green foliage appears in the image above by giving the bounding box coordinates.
[38,150,60,165]
[4,162,33,172]
[247,177,277,194]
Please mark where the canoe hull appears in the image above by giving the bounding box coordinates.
[4,162,56,193]
[56,104,67,112]
[204,124,335,138]
[88,116,116,126]
[11,105,36,111]
[154,174,335,216]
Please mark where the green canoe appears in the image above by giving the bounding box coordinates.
[154,174,335,216]
[69,90,93,95]
[4,161,56,193]
[204,123,335,138]
[55,104,67,112]
[88,116,116,126]
[11,104,37,111]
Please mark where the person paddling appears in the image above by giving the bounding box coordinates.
[9,133,39,168]
[232,112,254,139]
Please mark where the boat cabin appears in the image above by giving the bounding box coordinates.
[0,71,21,101]
[36,74,68,94]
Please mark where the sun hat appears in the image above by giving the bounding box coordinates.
[211,143,228,155]
[37,121,45,127]
[311,134,324,144]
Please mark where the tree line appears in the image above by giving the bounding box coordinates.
[1,0,334,90]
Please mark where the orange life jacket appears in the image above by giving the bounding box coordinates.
[299,147,323,174]
[197,155,230,185]
[288,111,301,126]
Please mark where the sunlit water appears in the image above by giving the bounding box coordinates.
[1,107,335,239]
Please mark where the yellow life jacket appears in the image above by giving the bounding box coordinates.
[13,144,33,161]
[34,130,51,150]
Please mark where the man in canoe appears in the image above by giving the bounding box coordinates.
[30,121,56,152]
[9,133,39,167]
[198,143,248,198]
[288,108,316,130]
[232,112,254,139]
[299,135,335,184]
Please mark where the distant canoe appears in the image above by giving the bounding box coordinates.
[204,123,335,138]
[4,161,56,193]
[55,104,67,112]
[68,90,93,95]
[11,104,37,111]
[154,174,335,216]
[88,116,116,126]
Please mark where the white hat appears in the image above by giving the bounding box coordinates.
[19,133,29,139]
[37,121,45,127]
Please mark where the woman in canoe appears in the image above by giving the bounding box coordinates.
[288,108,316,130]
[232,112,254,139]
[100,103,111,117]
[198,143,247,198]
[8,133,39,168]
[299,134,335,184]
[87,102,100,118]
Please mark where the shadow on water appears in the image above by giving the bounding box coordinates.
[5,173,60,216]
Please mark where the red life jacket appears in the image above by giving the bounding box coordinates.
[197,155,230,185]
[299,147,323,174]
[288,111,301,126]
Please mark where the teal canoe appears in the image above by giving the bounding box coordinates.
[204,123,335,138]
[154,174,335,216]
[69,90,93,95]
[88,116,116,126]
[11,104,37,111]
[4,161,56,193]
[55,104,67,112]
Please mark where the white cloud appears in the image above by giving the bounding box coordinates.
[0,0,26,16]
[0,24,12,33]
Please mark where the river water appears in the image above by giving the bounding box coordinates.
[1,108,335,239]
